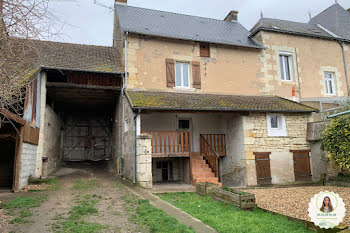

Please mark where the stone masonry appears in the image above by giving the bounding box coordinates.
[136,134,152,188]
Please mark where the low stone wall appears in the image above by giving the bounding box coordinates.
[19,143,38,189]
[136,134,152,188]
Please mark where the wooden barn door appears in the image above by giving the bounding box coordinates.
[291,150,312,181]
[254,152,272,185]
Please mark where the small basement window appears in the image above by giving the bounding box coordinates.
[200,43,210,57]
[266,114,287,136]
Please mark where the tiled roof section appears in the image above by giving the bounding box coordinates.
[35,40,123,73]
[309,3,350,40]
[116,5,263,49]
[126,90,316,113]
[250,18,333,39]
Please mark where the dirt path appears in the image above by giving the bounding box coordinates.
[0,163,143,233]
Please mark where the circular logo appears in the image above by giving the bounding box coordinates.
[308,191,346,229]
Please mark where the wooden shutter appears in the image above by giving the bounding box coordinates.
[200,43,210,57]
[254,152,272,185]
[166,58,175,87]
[192,61,201,89]
[291,150,312,181]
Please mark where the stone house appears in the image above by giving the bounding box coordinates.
[114,1,322,188]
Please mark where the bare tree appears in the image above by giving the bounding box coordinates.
[0,0,61,125]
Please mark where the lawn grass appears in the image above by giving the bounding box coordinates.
[28,177,60,192]
[73,178,98,190]
[51,194,106,233]
[122,195,194,233]
[3,195,47,224]
[158,192,312,233]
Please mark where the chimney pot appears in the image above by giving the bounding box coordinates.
[115,0,127,4]
[224,10,238,22]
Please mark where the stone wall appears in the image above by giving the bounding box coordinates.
[19,143,38,189]
[122,97,136,181]
[110,94,121,173]
[136,134,152,188]
[42,105,63,175]
[243,112,311,186]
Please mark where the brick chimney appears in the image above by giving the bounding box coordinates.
[115,0,127,4]
[224,10,238,22]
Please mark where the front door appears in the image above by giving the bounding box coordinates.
[156,161,173,181]
[292,150,312,181]
[254,152,272,185]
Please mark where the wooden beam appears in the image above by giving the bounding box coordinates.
[46,82,121,91]
[0,109,26,125]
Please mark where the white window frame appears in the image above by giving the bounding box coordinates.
[175,62,191,88]
[324,72,336,95]
[279,52,293,82]
[124,118,129,132]
[266,114,287,137]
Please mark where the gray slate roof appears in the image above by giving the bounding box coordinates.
[250,18,333,39]
[250,3,350,42]
[309,3,350,41]
[116,4,262,49]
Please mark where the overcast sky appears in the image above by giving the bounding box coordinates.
[48,0,350,46]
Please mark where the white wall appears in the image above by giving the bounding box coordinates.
[141,112,226,152]
[19,143,38,189]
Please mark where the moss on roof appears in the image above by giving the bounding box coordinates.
[126,90,317,113]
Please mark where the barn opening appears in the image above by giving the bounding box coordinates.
[0,124,18,190]
[43,70,122,174]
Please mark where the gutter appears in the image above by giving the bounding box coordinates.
[118,31,128,176]
[133,109,141,184]
[328,110,350,119]
[131,107,317,113]
[340,41,350,96]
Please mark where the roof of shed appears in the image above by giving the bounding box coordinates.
[116,4,263,49]
[36,40,123,74]
[126,90,317,113]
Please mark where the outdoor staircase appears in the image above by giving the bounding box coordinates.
[190,153,222,187]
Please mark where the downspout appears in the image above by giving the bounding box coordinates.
[119,31,128,176]
[133,109,141,184]
[340,41,350,97]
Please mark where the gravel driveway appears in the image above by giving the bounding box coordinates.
[243,186,350,226]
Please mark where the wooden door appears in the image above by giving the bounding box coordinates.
[292,150,312,181]
[254,152,272,185]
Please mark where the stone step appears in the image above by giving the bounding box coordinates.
[191,167,213,173]
[194,177,219,184]
[192,173,215,179]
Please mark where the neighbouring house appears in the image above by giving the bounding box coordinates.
[0,40,123,191]
[114,0,322,188]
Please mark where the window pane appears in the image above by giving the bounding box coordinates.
[179,120,190,129]
[176,63,182,87]
[284,56,291,80]
[325,80,329,94]
[329,80,334,94]
[279,55,285,80]
[183,63,189,87]
[270,116,278,128]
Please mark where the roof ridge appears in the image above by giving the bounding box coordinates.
[117,4,238,25]
[35,39,115,49]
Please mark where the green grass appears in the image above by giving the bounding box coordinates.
[122,195,194,233]
[3,195,47,224]
[73,178,98,190]
[158,192,312,233]
[28,178,60,192]
[336,174,350,182]
[52,194,106,233]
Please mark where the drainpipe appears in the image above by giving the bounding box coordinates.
[340,41,350,97]
[118,31,128,176]
[133,109,141,184]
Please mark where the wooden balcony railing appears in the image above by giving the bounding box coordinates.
[200,135,220,178]
[200,134,226,156]
[143,131,191,158]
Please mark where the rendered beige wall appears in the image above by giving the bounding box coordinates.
[254,31,349,100]
[243,113,311,186]
[126,34,262,95]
